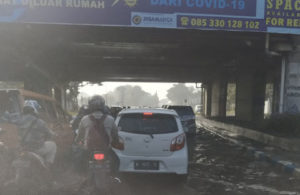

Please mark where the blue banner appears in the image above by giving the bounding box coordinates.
[0,0,299,34]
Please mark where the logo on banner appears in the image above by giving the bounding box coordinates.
[131,12,176,28]
[132,15,142,24]
[125,0,138,7]
[112,0,137,7]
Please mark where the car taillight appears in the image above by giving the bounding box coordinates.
[112,137,124,151]
[143,112,153,116]
[94,153,105,161]
[170,134,185,152]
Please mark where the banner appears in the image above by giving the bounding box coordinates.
[0,0,299,34]
[285,62,300,113]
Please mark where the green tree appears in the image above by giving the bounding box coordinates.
[103,85,159,107]
[167,84,195,105]
[65,81,102,111]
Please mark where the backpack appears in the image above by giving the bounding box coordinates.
[21,118,45,150]
[86,114,109,151]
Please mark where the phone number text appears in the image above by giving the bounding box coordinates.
[179,16,262,30]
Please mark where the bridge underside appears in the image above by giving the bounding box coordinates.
[0,23,293,122]
[0,24,284,83]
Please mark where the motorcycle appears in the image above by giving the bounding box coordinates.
[81,151,117,194]
[88,151,112,193]
[80,149,130,195]
[0,128,51,195]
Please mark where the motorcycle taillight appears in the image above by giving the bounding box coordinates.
[94,153,105,161]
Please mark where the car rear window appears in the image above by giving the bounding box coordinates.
[168,106,194,116]
[118,113,178,134]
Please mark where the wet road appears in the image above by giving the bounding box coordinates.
[186,129,300,195]
[58,128,300,195]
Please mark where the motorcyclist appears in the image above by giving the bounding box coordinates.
[4,104,57,168]
[71,105,111,135]
[71,105,90,136]
[75,95,119,173]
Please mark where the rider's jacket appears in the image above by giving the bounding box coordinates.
[75,111,118,150]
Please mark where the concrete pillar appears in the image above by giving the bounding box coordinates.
[62,87,67,110]
[211,80,219,117]
[201,87,205,114]
[220,80,227,117]
[54,87,62,104]
[54,86,66,110]
[252,72,266,121]
[236,71,266,121]
[204,83,212,117]
[236,73,253,121]
[283,37,300,114]
[273,79,280,114]
[211,79,227,117]
[284,57,300,113]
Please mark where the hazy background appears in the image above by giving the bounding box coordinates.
[79,82,202,108]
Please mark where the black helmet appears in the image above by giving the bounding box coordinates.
[88,95,105,112]
[23,105,36,116]
[78,105,89,116]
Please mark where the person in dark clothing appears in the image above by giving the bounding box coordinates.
[4,105,57,167]
[71,105,90,135]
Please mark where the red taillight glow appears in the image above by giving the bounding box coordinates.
[143,112,153,116]
[170,134,185,152]
[94,153,105,160]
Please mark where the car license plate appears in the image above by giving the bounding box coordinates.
[134,160,159,170]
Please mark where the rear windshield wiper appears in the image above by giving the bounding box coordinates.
[139,130,154,139]
[148,133,154,139]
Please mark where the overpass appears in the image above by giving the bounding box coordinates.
[0,0,299,122]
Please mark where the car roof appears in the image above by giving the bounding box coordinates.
[119,108,178,116]
[167,105,193,109]
[0,89,19,91]
[0,89,55,102]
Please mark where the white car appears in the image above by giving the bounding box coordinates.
[113,108,188,176]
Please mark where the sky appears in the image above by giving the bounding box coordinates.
[79,82,198,100]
